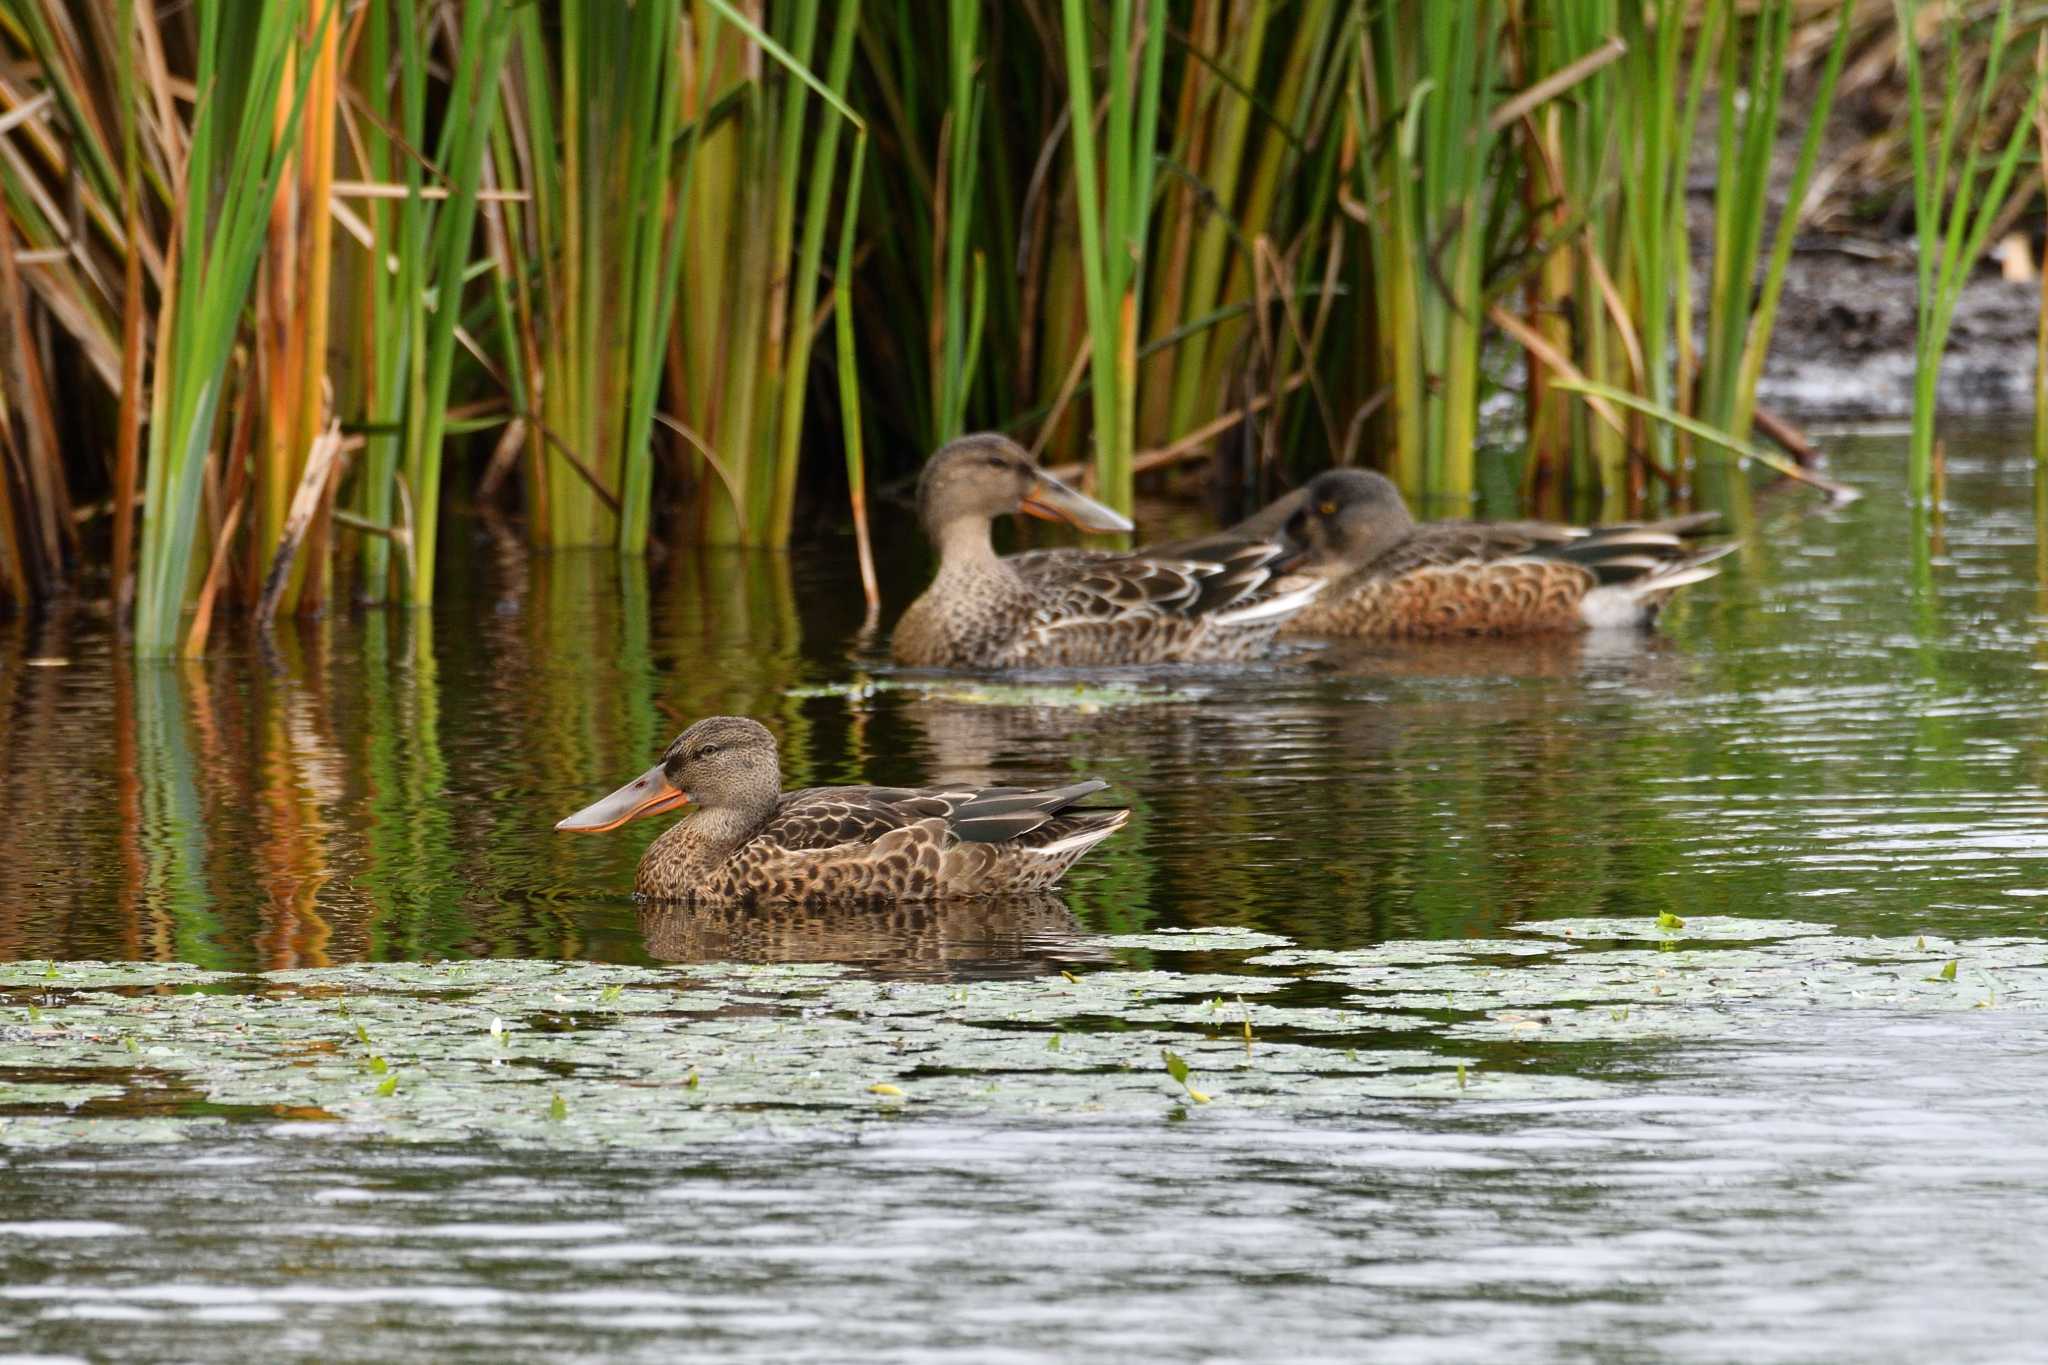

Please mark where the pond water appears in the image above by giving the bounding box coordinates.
[3,427,2047,1361]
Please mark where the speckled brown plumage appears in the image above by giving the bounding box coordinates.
[1288,558,1607,638]
[1251,470,1731,640]
[891,434,1322,668]
[558,717,1128,906]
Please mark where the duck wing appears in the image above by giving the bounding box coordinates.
[1356,524,1563,579]
[1148,486,1314,560]
[760,787,942,850]
[766,780,1114,850]
[1010,541,1311,625]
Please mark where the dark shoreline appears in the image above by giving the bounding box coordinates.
[1759,238,2041,421]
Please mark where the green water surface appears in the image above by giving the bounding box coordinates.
[2,427,2046,1363]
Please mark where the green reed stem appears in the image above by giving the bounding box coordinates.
[135,0,329,653]
[1899,0,2043,504]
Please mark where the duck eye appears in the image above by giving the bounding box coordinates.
[987,454,1008,469]
[1317,500,1338,517]
[698,744,719,759]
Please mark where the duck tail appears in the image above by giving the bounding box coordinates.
[1211,574,1325,627]
[1030,807,1131,858]
[1578,542,1735,629]
[950,779,1114,844]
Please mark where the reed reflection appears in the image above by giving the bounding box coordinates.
[3,429,2043,970]
[135,660,216,964]
[353,612,458,963]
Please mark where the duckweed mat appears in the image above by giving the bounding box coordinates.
[1,919,2039,1148]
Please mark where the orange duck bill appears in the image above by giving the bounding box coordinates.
[556,764,690,833]
[1017,472,1134,533]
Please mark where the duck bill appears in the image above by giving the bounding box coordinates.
[556,763,689,833]
[1018,473,1134,534]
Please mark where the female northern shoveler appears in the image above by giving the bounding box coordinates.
[556,717,1128,904]
[1262,469,1731,639]
[890,433,1322,668]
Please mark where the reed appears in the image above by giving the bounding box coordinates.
[2035,35,2048,472]
[1511,2,1658,508]
[1509,1,1850,514]
[660,0,866,547]
[134,1,329,654]
[933,0,985,446]
[1059,0,1165,516]
[1897,0,2043,504]
[0,0,134,604]
[400,3,512,600]
[835,131,879,612]
[1349,0,1503,504]
[1,0,2029,623]
[252,0,341,618]
[332,2,509,611]
[499,0,691,551]
[854,2,1051,454]
[1145,0,1349,464]
[1698,0,1851,446]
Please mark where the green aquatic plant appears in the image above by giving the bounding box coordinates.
[1696,0,1852,447]
[0,0,2018,616]
[1160,1047,1210,1104]
[1349,0,1504,502]
[364,0,513,606]
[661,0,868,547]
[1058,0,1166,517]
[1896,0,2045,504]
[132,2,332,652]
[0,920,2038,1148]
[1512,0,1850,509]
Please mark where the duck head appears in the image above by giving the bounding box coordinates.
[557,716,782,834]
[1285,469,1416,570]
[917,433,1133,540]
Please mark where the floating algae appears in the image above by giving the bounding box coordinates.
[1511,916,1833,942]
[0,919,2042,1148]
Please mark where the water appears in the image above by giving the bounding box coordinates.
[3,428,2047,1361]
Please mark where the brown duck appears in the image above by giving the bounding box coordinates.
[557,717,1129,904]
[1257,469,1732,639]
[891,433,1322,668]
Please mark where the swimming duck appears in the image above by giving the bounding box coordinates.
[890,433,1323,668]
[1263,469,1732,639]
[557,716,1129,904]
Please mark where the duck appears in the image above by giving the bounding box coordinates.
[890,432,1323,668]
[556,716,1129,904]
[1257,469,1733,639]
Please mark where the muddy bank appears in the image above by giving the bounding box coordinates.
[1757,238,2040,420]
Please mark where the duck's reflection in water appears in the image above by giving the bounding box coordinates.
[637,892,1107,981]
[1302,626,1683,684]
